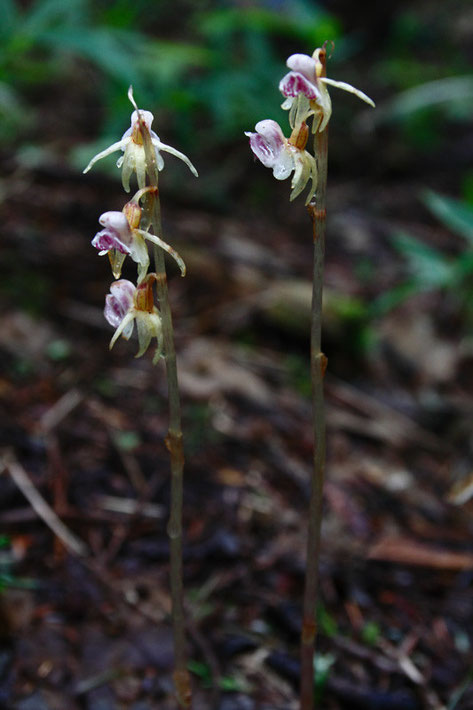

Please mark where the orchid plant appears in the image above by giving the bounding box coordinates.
[246,45,374,710]
[247,48,374,203]
[84,87,197,709]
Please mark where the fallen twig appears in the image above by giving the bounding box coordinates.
[0,450,88,557]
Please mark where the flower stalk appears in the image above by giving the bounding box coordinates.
[138,109,192,709]
[246,43,374,710]
[84,86,196,708]
[300,63,329,710]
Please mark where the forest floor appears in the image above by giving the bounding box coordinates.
[1,144,473,710]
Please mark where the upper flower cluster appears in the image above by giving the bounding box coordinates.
[279,48,375,133]
[246,45,375,204]
[84,88,197,362]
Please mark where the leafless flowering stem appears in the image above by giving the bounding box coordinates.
[300,61,329,710]
[140,119,191,709]
[246,41,373,710]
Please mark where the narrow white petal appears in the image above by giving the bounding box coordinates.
[83,140,127,173]
[153,139,198,177]
[281,97,293,111]
[128,232,150,283]
[320,78,375,107]
[135,315,153,358]
[304,155,318,205]
[109,312,135,350]
[135,229,186,277]
[290,155,309,202]
[128,85,139,112]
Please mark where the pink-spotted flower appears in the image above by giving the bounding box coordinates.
[104,275,163,364]
[83,87,198,192]
[92,196,186,282]
[245,119,317,204]
[279,48,375,133]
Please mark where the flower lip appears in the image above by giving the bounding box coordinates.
[246,119,317,203]
[104,279,136,329]
[92,229,131,255]
[93,211,133,256]
[279,71,320,100]
[245,119,286,168]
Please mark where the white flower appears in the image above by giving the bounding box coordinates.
[92,210,149,281]
[279,48,375,132]
[92,201,186,281]
[83,88,198,192]
[104,277,163,363]
[245,119,317,204]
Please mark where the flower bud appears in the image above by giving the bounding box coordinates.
[134,274,156,313]
[123,200,142,230]
[289,121,309,151]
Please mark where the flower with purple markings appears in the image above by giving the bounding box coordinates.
[92,210,149,281]
[92,201,186,281]
[245,119,317,204]
[279,48,375,132]
[104,276,163,363]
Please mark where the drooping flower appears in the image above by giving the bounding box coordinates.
[92,197,186,281]
[83,88,198,192]
[245,119,317,204]
[92,210,150,281]
[279,48,375,132]
[104,276,163,363]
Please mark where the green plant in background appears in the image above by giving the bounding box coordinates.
[1,1,341,151]
[246,44,374,710]
[372,191,473,324]
[370,7,473,152]
[0,536,36,591]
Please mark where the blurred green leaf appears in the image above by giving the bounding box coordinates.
[314,652,335,701]
[197,4,340,47]
[376,76,473,124]
[369,282,419,318]
[46,339,71,361]
[318,604,338,637]
[41,27,140,84]
[113,430,141,452]
[0,0,19,38]
[361,621,381,646]
[188,659,211,684]
[423,190,473,244]
[218,676,245,692]
[137,40,213,84]
[392,231,455,289]
[21,0,86,39]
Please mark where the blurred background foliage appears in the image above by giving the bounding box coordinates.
[2,0,473,330]
[3,0,471,189]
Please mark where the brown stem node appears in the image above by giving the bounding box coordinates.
[316,352,328,377]
[173,669,192,709]
[165,430,185,469]
[302,617,317,644]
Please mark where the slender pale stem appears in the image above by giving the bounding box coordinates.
[139,121,191,709]
[300,120,328,710]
